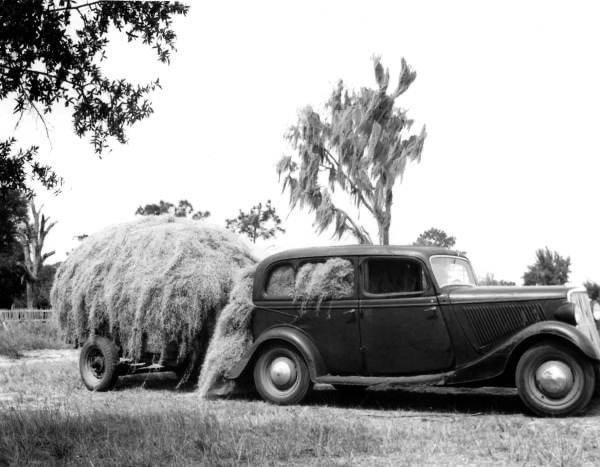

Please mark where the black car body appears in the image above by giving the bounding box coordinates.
[228,245,600,416]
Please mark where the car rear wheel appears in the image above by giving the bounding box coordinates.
[80,336,119,391]
[254,345,311,405]
[516,343,595,417]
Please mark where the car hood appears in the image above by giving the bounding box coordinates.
[447,285,569,304]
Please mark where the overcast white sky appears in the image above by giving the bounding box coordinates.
[2,0,600,285]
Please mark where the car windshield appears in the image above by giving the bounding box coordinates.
[430,256,477,288]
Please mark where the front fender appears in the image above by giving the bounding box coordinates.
[448,320,600,385]
[225,325,327,381]
[513,320,600,361]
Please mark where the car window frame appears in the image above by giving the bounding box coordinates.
[359,255,435,299]
[428,254,477,288]
[261,261,296,300]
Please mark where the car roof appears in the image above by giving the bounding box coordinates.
[258,245,467,268]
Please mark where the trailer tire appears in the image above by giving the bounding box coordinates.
[80,336,119,391]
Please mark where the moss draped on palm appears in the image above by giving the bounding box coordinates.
[50,216,256,374]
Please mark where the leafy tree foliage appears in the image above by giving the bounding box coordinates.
[0,190,28,308]
[0,258,23,308]
[135,200,174,216]
[16,200,56,308]
[277,58,426,245]
[0,1,189,192]
[0,190,28,252]
[523,247,571,286]
[584,281,600,301]
[226,200,285,243]
[0,139,59,194]
[478,273,516,286]
[135,200,210,220]
[413,227,456,248]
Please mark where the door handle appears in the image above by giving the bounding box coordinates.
[343,308,357,323]
[424,306,438,320]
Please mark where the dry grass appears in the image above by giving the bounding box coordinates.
[50,216,256,373]
[2,359,600,465]
[0,403,377,466]
[0,319,67,358]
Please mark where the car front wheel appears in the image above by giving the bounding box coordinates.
[516,343,595,417]
[253,345,311,405]
[79,336,119,391]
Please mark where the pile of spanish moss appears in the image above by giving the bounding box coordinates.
[197,265,256,397]
[52,217,355,396]
[50,216,256,384]
[294,258,354,310]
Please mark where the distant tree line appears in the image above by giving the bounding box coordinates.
[135,199,285,244]
[135,200,210,220]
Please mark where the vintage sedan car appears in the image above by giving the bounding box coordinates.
[226,245,600,417]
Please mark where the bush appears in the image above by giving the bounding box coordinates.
[0,318,66,358]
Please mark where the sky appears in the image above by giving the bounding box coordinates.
[2,0,600,286]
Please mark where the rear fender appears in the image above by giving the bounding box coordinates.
[225,325,327,381]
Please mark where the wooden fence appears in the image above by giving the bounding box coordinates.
[0,309,54,323]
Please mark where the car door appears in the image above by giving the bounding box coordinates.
[359,256,454,375]
[292,256,362,375]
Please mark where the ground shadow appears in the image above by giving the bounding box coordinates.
[305,385,524,415]
[110,374,600,417]
[113,371,525,415]
[220,384,525,415]
[113,371,197,392]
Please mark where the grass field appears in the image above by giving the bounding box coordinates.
[0,317,67,358]
[2,355,600,465]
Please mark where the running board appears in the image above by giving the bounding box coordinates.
[315,372,453,387]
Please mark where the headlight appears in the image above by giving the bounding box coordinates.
[593,302,600,321]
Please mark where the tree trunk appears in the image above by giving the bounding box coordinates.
[377,191,393,245]
[26,281,34,308]
[378,223,390,245]
[17,200,56,309]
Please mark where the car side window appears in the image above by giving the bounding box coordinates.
[365,258,426,294]
[264,264,295,298]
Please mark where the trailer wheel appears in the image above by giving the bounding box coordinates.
[80,336,119,391]
[516,343,594,417]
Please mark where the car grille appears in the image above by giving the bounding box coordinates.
[463,302,545,348]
